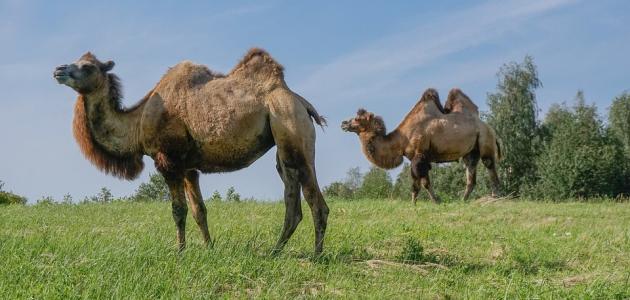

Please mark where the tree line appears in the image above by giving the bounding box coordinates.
[326,56,630,201]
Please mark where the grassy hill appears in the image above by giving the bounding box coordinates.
[1,199,628,298]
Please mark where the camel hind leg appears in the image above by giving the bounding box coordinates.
[183,170,211,246]
[462,148,480,201]
[482,157,501,197]
[268,91,329,254]
[272,152,303,254]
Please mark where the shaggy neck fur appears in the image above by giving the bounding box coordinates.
[73,74,145,179]
[358,129,405,170]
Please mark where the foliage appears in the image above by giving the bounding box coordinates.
[357,166,392,199]
[609,92,630,156]
[392,163,413,199]
[0,181,27,205]
[132,173,169,202]
[225,187,241,202]
[486,55,542,195]
[83,187,114,203]
[323,167,363,199]
[36,196,56,205]
[525,92,626,199]
[608,92,630,194]
[208,190,222,202]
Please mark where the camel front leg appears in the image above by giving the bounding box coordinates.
[164,173,188,251]
[411,155,441,204]
[184,170,211,246]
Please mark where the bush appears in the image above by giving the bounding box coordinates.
[225,187,240,202]
[83,187,114,203]
[357,166,392,199]
[322,167,363,199]
[132,173,169,201]
[0,181,27,205]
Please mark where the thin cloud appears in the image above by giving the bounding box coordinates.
[296,0,578,102]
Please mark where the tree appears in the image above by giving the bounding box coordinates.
[609,92,630,155]
[322,167,363,199]
[357,166,393,199]
[486,55,542,195]
[527,92,626,199]
[208,190,222,202]
[608,92,630,193]
[132,173,169,201]
[225,187,241,202]
[392,163,413,199]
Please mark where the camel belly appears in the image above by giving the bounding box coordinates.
[193,116,275,173]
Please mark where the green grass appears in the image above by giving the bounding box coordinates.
[1,199,629,299]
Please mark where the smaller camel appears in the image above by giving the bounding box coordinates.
[341,88,501,203]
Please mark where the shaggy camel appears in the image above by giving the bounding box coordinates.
[53,49,329,253]
[341,88,501,203]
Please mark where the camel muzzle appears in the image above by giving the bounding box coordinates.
[53,65,72,83]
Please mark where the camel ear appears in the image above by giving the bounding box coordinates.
[102,60,115,72]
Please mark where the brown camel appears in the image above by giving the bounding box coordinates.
[53,49,329,254]
[444,88,502,199]
[341,88,501,203]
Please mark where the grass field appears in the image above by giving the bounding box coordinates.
[1,199,629,299]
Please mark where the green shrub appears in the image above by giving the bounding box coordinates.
[357,166,392,199]
[132,173,169,201]
[0,181,27,205]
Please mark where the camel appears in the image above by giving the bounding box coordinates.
[341,88,501,204]
[53,49,329,254]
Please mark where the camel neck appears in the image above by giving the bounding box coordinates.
[359,130,405,169]
[78,85,143,157]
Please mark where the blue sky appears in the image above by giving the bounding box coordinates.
[1,0,629,201]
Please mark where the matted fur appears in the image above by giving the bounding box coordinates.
[73,95,144,180]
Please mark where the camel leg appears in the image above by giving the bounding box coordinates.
[462,151,480,201]
[299,163,329,255]
[411,181,420,205]
[411,156,441,204]
[183,170,211,246]
[272,153,303,254]
[163,172,188,251]
[483,158,501,197]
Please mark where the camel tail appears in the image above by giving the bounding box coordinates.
[495,138,503,162]
[297,94,327,129]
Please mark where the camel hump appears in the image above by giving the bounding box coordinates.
[446,87,478,115]
[161,61,224,88]
[229,48,284,78]
[418,88,445,114]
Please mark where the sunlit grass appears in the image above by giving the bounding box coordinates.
[1,199,628,298]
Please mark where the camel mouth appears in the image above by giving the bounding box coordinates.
[53,68,73,83]
[340,120,352,132]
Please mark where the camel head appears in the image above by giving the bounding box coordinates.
[53,52,115,94]
[341,108,386,135]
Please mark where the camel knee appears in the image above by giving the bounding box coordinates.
[171,201,188,226]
